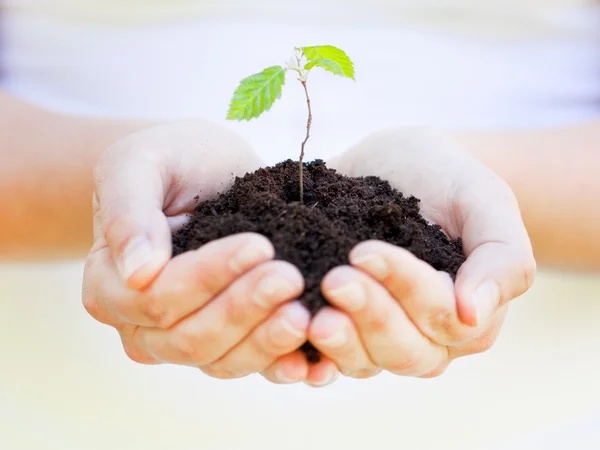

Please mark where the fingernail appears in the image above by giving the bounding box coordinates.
[308,369,339,387]
[120,236,153,282]
[275,303,309,340]
[473,281,500,326]
[328,281,366,312]
[351,253,388,279]
[317,329,347,348]
[280,318,306,339]
[230,242,274,274]
[253,271,298,308]
[275,368,298,384]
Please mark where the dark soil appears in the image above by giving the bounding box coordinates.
[172,159,465,363]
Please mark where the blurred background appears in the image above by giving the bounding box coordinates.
[1,1,599,449]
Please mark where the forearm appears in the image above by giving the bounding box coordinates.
[453,121,600,271]
[0,91,156,259]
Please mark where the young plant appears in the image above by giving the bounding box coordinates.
[226,45,355,203]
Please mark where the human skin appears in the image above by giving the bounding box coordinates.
[1,92,597,267]
[2,90,597,385]
[83,124,536,385]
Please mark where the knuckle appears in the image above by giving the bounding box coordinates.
[122,343,153,365]
[426,308,455,334]
[105,296,131,323]
[101,213,124,244]
[343,368,381,379]
[337,340,362,365]
[173,333,203,363]
[388,274,417,299]
[419,364,448,379]
[192,261,227,297]
[81,271,114,325]
[81,292,102,319]
[173,325,219,365]
[385,350,424,376]
[201,365,246,380]
[470,331,497,354]
[364,307,390,332]
[101,212,140,254]
[223,292,254,327]
[139,294,171,328]
[504,252,537,301]
[521,255,537,292]
[425,308,470,344]
[81,277,99,317]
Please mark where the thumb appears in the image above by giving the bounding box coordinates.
[455,241,536,327]
[93,147,172,290]
[453,180,536,327]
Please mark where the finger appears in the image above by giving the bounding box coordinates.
[118,325,160,365]
[453,180,536,327]
[418,307,508,379]
[322,265,448,377]
[94,146,172,290]
[82,248,123,327]
[308,307,380,378]
[448,305,508,360]
[261,351,309,384]
[349,241,479,346]
[419,360,451,379]
[82,249,161,365]
[199,366,248,380]
[95,233,274,328]
[455,243,535,328]
[207,301,310,376]
[304,357,340,388]
[136,260,304,366]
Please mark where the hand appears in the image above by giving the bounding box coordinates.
[307,127,536,379]
[82,120,328,384]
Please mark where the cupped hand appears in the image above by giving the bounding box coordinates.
[308,127,536,379]
[82,120,330,385]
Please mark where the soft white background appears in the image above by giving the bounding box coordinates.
[1,1,599,449]
[1,265,599,450]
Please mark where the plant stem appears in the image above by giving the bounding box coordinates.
[299,79,312,203]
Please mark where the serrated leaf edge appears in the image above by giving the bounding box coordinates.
[226,65,286,121]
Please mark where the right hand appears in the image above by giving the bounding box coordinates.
[81,120,337,385]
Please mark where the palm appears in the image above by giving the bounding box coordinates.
[331,127,506,241]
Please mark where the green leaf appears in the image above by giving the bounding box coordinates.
[302,45,355,80]
[226,66,286,121]
[305,58,346,77]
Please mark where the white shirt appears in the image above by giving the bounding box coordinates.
[1,0,599,165]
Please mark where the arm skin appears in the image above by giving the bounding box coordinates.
[453,121,600,271]
[0,90,156,259]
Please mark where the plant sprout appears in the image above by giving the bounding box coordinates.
[226,45,355,203]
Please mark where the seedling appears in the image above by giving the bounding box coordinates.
[177,46,465,365]
[226,45,355,203]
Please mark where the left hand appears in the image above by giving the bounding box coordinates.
[306,127,536,379]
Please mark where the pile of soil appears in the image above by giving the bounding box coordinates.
[172,159,465,363]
